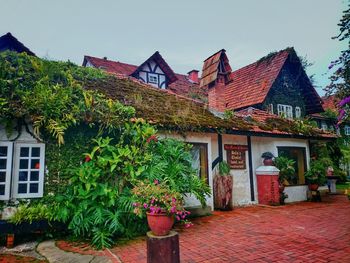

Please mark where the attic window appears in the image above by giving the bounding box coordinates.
[148,74,158,84]
[277,104,293,119]
[295,107,301,118]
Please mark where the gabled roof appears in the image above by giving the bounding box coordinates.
[82,73,335,139]
[200,49,232,87]
[223,48,323,114]
[83,55,206,99]
[0,32,35,56]
[83,56,137,75]
[131,51,178,85]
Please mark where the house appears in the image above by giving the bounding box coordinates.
[200,48,324,118]
[0,32,35,56]
[82,47,333,206]
[0,33,336,210]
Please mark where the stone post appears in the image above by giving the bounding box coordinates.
[256,165,280,205]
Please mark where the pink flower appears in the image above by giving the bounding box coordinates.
[185,223,193,228]
[176,216,181,221]
[143,203,148,209]
[85,156,91,162]
[154,180,159,185]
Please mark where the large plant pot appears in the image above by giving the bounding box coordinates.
[146,213,174,236]
[213,175,233,210]
[308,184,319,191]
[263,159,274,166]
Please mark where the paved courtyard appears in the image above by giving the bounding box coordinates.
[109,195,350,263]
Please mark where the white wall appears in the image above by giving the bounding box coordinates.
[160,132,214,209]
[251,137,310,202]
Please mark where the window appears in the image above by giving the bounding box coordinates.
[0,142,45,200]
[295,107,301,119]
[148,74,158,84]
[0,142,13,200]
[321,122,328,131]
[267,104,274,114]
[190,143,209,183]
[277,104,293,119]
[277,147,306,185]
[345,126,350,136]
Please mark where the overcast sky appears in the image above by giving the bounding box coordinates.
[1,0,348,95]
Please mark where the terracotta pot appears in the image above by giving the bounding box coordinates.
[146,212,174,236]
[6,234,14,248]
[263,158,274,166]
[308,184,319,191]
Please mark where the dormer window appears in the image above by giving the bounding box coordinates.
[295,107,301,118]
[277,104,293,119]
[148,74,158,84]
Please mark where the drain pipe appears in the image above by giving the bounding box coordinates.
[247,136,255,201]
[212,134,223,169]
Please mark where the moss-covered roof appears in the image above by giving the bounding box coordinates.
[84,75,336,139]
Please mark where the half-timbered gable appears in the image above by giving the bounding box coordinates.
[131,51,177,89]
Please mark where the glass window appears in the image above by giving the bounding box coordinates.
[277,104,293,119]
[13,143,45,198]
[148,74,158,84]
[345,126,350,136]
[0,142,13,200]
[295,107,301,118]
[190,143,209,184]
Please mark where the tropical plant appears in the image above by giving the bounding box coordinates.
[274,156,296,185]
[141,138,211,206]
[8,203,53,224]
[305,159,330,186]
[218,161,231,176]
[132,180,190,223]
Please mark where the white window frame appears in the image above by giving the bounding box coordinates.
[321,122,328,131]
[0,142,13,200]
[268,104,274,114]
[12,143,45,199]
[295,107,301,119]
[345,125,350,136]
[148,74,158,84]
[277,104,293,119]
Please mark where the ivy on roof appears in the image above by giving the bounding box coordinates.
[0,51,134,144]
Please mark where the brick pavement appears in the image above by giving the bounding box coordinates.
[109,195,350,263]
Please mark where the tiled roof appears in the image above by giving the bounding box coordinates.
[83,55,206,99]
[0,32,35,56]
[225,49,290,110]
[200,49,232,87]
[83,74,335,139]
[322,95,338,111]
[222,48,323,114]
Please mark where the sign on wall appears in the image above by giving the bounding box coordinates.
[224,144,248,169]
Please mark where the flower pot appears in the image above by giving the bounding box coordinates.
[308,184,319,191]
[263,158,274,166]
[146,212,174,236]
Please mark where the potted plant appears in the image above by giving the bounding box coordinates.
[132,180,190,236]
[261,152,275,166]
[305,159,327,191]
[274,156,296,192]
[213,161,233,210]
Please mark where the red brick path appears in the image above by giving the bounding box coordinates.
[110,195,350,263]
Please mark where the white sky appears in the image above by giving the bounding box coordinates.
[1,0,348,96]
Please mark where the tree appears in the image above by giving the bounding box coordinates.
[325,4,350,124]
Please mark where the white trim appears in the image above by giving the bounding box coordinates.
[0,141,13,200]
[277,104,293,119]
[12,143,45,198]
[295,106,301,118]
[345,125,350,136]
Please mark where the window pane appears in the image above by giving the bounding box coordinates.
[30,171,39,181]
[19,171,28,181]
[0,185,4,195]
[29,183,39,193]
[0,146,7,157]
[20,147,29,157]
[32,147,40,157]
[0,159,6,169]
[18,183,27,194]
[0,172,5,182]
[20,159,29,169]
[31,159,40,169]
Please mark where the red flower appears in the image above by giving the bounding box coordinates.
[85,156,91,162]
[146,135,158,143]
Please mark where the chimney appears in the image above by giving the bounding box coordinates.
[103,56,107,60]
[187,70,199,83]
